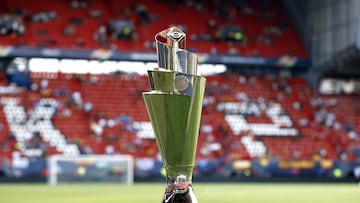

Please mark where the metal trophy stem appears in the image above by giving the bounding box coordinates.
[142,27,206,203]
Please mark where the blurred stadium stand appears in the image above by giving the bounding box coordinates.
[0,0,360,181]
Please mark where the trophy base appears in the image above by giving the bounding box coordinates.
[162,186,198,203]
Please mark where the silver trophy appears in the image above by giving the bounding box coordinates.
[143,27,206,203]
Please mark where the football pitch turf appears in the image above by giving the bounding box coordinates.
[0,182,359,203]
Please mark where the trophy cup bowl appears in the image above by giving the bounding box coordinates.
[142,27,206,203]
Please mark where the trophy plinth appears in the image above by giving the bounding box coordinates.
[142,27,206,203]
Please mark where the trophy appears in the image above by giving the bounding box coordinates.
[142,27,206,203]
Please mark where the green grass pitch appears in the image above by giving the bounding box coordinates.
[0,183,359,203]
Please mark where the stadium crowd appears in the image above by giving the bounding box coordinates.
[0,0,307,58]
[0,69,360,179]
[0,0,359,180]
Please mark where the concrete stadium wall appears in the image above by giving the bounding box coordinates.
[284,0,360,65]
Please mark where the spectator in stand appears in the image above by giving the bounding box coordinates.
[61,107,72,118]
[80,144,93,154]
[118,113,133,124]
[235,91,248,102]
[144,40,156,50]
[277,53,298,68]
[75,37,85,47]
[40,79,48,89]
[31,11,58,23]
[89,9,103,18]
[227,47,239,55]
[105,144,115,154]
[64,24,75,36]
[83,101,93,115]
[71,91,83,109]
[200,121,213,134]
[210,46,218,55]
[348,130,359,141]
[314,106,327,125]
[325,110,336,127]
[108,18,135,41]
[0,15,25,36]
[1,133,16,151]
[207,18,217,32]
[214,26,246,45]
[131,4,152,25]
[93,25,108,46]
[246,100,261,116]
[256,33,273,46]
[90,120,103,137]
[264,25,282,38]
[25,131,48,157]
[69,0,88,9]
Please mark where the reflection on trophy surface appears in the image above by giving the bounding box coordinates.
[142,27,206,203]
